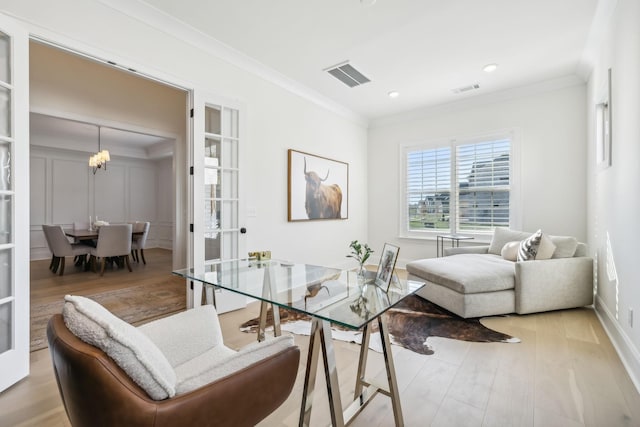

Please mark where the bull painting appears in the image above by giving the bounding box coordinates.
[304,158,342,219]
[288,149,348,221]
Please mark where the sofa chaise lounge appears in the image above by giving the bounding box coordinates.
[406,228,594,318]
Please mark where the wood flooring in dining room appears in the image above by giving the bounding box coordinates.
[2,250,640,426]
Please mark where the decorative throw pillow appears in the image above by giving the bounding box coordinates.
[501,241,520,261]
[63,295,176,400]
[517,229,543,261]
[535,233,557,260]
[549,235,579,258]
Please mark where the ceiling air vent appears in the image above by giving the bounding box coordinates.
[451,83,480,94]
[324,61,371,88]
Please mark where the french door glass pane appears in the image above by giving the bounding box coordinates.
[0,140,10,191]
[0,86,10,137]
[205,137,221,163]
[222,170,238,199]
[204,234,221,261]
[222,139,237,168]
[221,201,238,229]
[0,302,11,352]
[222,231,238,259]
[204,106,221,135]
[222,108,238,138]
[204,167,221,199]
[0,33,9,84]
[0,248,11,299]
[0,195,10,244]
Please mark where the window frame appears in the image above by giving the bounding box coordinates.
[399,130,521,241]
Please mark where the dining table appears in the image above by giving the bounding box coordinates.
[65,228,144,242]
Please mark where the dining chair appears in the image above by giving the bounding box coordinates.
[131,221,150,264]
[89,224,133,276]
[41,225,92,276]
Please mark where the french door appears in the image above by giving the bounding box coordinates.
[0,14,30,392]
[189,91,246,313]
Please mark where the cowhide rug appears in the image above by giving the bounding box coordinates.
[240,295,520,356]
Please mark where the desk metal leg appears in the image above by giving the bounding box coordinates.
[300,316,403,427]
[300,318,345,427]
[258,266,281,342]
[379,315,404,426]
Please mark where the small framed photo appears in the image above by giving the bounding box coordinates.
[375,243,400,292]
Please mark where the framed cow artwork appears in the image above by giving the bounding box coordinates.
[288,149,349,221]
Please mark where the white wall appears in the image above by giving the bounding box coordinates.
[29,145,173,259]
[2,0,368,269]
[368,83,587,266]
[586,0,640,389]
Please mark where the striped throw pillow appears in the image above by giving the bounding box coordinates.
[517,229,543,261]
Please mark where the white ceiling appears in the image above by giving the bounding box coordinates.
[30,113,175,158]
[138,0,600,121]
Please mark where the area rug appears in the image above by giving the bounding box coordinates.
[30,278,186,352]
[240,294,520,356]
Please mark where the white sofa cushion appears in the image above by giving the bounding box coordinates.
[63,295,176,400]
[406,254,515,294]
[488,228,532,255]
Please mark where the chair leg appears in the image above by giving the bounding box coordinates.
[49,256,55,271]
[90,255,97,273]
[51,256,60,274]
[140,249,146,265]
[100,258,106,276]
[125,255,132,272]
[58,257,65,276]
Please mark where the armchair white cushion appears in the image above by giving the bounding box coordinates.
[63,295,299,401]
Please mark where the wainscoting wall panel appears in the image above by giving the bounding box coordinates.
[51,158,90,225]
[94,163,127,223]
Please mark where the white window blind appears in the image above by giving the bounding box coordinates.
[456,139,510,231]
[406,148,451,231]
[404,136,512,235]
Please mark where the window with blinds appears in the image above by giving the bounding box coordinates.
[404,136,512,234]
[456,139,510,231]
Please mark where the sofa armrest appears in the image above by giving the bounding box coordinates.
[444,245,490,256]
[515,257,593,314]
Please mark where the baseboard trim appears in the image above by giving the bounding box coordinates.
[595,295,640,394]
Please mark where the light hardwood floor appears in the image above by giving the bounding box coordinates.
[2,252,639,426]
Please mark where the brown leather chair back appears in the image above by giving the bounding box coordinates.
[47,314,300,427]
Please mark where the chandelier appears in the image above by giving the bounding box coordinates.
[89,126,110,174]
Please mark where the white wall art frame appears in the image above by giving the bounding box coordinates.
[596,68,612,170]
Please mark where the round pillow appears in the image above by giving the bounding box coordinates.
[501,241,520,261]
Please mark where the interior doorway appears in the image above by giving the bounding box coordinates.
[28,39,189,269]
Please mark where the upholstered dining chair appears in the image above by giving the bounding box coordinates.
[41,225,92,276]
[89,224,132,276]
[47,296,300,427]
[131,221,150,264]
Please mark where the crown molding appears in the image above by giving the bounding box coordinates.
[99,0,368,128]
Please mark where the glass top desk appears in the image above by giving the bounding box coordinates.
[173,259,424,427]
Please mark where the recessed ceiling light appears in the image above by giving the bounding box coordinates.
[388,91,399,98]
[483,63,498,73]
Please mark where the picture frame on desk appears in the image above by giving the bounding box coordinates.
[375,243,399,292]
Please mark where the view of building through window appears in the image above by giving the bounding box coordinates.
[406,138,511,233]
